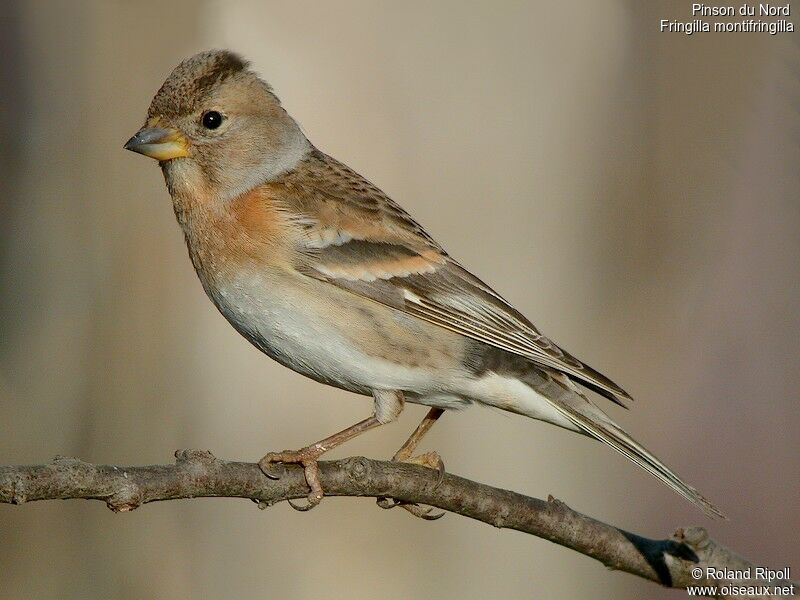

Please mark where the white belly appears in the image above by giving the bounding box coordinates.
[207,270,460,399]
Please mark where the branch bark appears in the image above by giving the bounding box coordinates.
[0,451,794,598]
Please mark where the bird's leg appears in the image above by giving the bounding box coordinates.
[259,390,404,511]
[393,407,445,471]
[377,407,446,520]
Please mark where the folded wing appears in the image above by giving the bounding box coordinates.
[284,151,632,406]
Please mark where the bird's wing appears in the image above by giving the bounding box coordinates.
[284,150,632,405]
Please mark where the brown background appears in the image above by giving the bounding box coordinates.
[1,1,798,598]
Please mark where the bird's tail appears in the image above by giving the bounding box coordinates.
[515,369,725,518]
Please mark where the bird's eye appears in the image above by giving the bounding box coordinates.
[201,110,224,130]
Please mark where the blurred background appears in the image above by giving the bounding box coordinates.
[1,1,798,598]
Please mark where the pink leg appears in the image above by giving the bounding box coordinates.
[378,407,447,520]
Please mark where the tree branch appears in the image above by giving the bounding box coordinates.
[0,451,794,598]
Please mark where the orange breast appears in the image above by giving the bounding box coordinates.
[176,184,294,287]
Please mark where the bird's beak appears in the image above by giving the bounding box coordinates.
[123,126,191,161]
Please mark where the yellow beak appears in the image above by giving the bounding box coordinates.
[124,126,191,161]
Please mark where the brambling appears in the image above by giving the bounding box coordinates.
[124,50,722,518]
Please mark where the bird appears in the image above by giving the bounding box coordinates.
[124,49,723,518]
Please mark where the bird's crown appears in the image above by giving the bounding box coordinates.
[147,50,261,119]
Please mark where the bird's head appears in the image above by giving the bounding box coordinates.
[124,50,309,202]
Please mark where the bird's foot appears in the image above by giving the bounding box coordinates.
[259,415,385,512]
[402,450,445,480]
[259,446,326,512]
[376,450,446,520]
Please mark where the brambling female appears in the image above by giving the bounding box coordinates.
[125,50,722,518]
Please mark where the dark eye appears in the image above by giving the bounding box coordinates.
[201,110,224,130]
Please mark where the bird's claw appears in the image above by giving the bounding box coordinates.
[287,495,322,512]
[258,453,285,480]
[430,454,446,490]
[375,450,447,520]
[259,450,325,511]
[404,504,445,520]
[376,496,445,520]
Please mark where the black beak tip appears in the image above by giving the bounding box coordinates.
[123,135,139,152]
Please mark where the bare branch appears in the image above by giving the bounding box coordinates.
[0,451,794,598]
